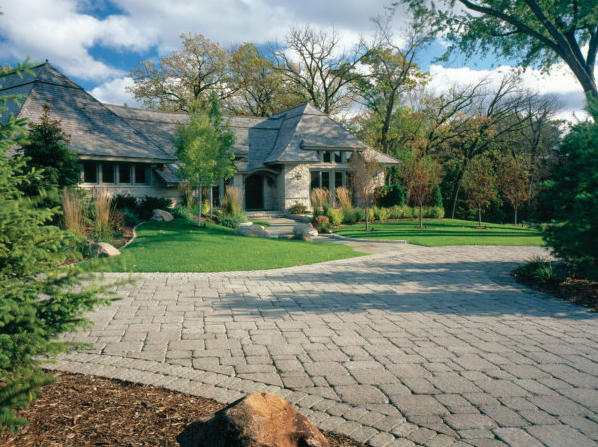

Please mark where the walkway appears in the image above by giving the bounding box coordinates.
[50,245,598,447]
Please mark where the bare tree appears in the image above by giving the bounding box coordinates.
[348,150,380,231]
[274,25,367,115]
[400,152,443,228]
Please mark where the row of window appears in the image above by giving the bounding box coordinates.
[82,162,148,185]
[318,151,351,164]
[310,170,347,190]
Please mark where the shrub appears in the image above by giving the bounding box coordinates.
[121,207,140,227]
[426,206,445,219]
[110,209,126,237]
[288,202,307,215]
[335,187,351,208]
[201,199,211,216]
[113,194,137,211]
[389,205,402,219]
[220,216,240,229]
[354,207,365,222]
[367,207,375,222]
[172,205,194,221]
[373,206,390,221]
[137,196,172,220]
[327,209,343,226]
[341,205,357,224]
[377,184,405,207]
[514,256,557,284]
[60,187,87,236]
[313,215,330,233]
[434,185,443,208]
[401,205,415,219]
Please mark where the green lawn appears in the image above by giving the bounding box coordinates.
[333,219,545,247]
[94,220,363,272]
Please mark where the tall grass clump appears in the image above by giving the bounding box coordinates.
[93,189,113,240]
[220,186,246,228]
[310,188,330,209]
[336,186,352,208]
[60,187,86,236]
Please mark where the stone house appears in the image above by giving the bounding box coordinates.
[2,61,399,211]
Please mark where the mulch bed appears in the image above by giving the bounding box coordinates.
[514,273,598,312]
[0,372,365,447]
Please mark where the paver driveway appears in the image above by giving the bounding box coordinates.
[51,245,598,447]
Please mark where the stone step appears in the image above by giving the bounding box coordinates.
[245,211,285,219]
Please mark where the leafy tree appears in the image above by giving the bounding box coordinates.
[19,104,80,196]
[274,25,366,115]
[400,152,443,228]
[0,63,118,434]
[348,150,380,231]
[173,95,236,226]
[353,7,430,155]
[543,99,598,279]
[461,155,499,227]
[128,33,232,111]
[408,0,598,100]
[229,43,303,117]
[498,154,532,225]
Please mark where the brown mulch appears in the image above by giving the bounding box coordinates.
[533,278,598,312]
[0,372,365,447]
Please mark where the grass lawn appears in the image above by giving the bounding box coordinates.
[333,219,545,247]
[93,219,363,272]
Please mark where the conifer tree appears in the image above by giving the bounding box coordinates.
[0,63,119,434]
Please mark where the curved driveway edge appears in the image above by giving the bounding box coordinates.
[47,245,598,447]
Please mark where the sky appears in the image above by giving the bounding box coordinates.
[0,0,589,120]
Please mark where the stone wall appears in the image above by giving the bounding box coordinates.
[281,164,311,211]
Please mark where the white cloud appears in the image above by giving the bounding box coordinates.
[89,76,141,107]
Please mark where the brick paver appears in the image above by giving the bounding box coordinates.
[48,245,598,446]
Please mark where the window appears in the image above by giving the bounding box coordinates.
[102,163,115,183]
[135,165,147,184]
[323,151,331,163]
[335,151,342,163]
[310,171,320,190]
[335,171,344,188]
[321,171,330,190]
[119,164,131,183]
[83,162,97,183]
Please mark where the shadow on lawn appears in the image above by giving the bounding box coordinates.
[208,259,594,320]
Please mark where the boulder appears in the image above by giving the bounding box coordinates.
[177,392,330,447]
[293,223,318,239]
[150,209,173,222]
[234,222,253,236]
[89,242,120,258]
[294,233,312,242]
[245,225,270,238]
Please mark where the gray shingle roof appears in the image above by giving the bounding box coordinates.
[0,62,175,162]
[2,62,399,169]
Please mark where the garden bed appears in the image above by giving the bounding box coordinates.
[0,372,364,447]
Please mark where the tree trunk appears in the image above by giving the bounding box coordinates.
[478,207,482,228]
[197,184,202,227]
[514,206,518,226]
[365,206,369,231]
[450,175,464,219]
[209,184,213,220]
[419,205,423,229]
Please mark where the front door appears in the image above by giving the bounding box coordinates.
[245,174,264,210]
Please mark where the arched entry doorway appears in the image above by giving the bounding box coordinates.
[245,174,264,210]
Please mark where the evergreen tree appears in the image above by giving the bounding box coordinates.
[543,99,598,279]
[0,63,119,434]
[20,103,80,196]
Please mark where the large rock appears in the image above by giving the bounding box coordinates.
[89,242,120,258]
[150,209,173,221]
[177,392,330,447]
[234,222,253,236]
[293,223,318,239]
[246,225,270,238]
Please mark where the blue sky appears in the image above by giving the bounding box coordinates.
[0,0,588,118]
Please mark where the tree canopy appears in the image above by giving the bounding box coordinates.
[408,0,598,99]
